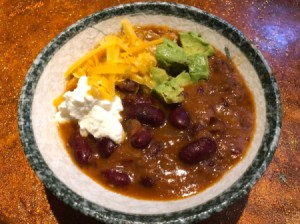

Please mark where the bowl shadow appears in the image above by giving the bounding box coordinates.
[46,189,248,224]
[46,189,105,224]
[197,194,248,224]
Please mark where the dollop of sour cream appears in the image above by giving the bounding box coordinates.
[55,76,124,143]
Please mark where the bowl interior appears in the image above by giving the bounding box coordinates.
[30,14,266,214]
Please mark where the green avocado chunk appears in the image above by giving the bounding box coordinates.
[150,67,169,86]
[153,83,183,104]
[152,33,214,104]
[155,38,188,75]
[172,70,193,87]
[153,71,192,104]
[188,53,209,81]
[179,32,215,57]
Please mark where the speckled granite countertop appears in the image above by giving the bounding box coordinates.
[0,0,299,223]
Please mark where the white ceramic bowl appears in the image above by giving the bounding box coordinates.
[18,2,281,223]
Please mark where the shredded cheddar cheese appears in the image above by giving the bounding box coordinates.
[60,19,163,102]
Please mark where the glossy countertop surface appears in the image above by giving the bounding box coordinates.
[0,0,299,223]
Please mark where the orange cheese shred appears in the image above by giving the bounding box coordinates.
[59,19,162,101]
[53,94,64,108]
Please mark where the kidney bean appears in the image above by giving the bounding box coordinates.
[179,137,217,164]
[68,133,92,165]
[169,107,190,129]
[97,137,118,159]
[116,79,139,93]
[140,176,155,187]
[126,104,166,127]
[101,169,131,187]
[131,127,152,149]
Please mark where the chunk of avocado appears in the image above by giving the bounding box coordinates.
[155,38,188,75]
[179,32,214,57]
[153,83,184,104]
[152,33,214,104]
[150,67,169,86]
[187,53,209,81]
[172,70,193,87]
[153,71,192,104]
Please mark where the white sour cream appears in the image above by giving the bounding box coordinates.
[55,76,124,143]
